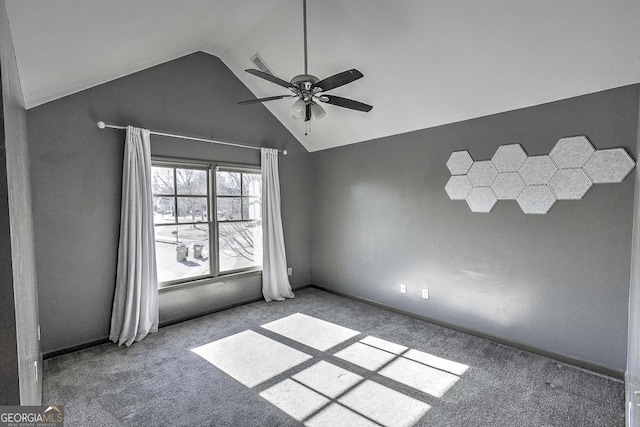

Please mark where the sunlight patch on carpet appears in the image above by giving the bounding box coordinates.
[305,402,380,427]
[191,330,312,388]
[261,313,360,351]
[403,348,469,376]
[360,335,408,355]
[379,357,460,398]
[334,342,397,371]
[259,379,330,421]
[338,380,431,427]
[292,361,363,399]
[194,314,471,426]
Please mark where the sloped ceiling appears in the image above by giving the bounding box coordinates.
[6,0,640,152]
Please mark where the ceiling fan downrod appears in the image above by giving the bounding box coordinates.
[291,0,320,98]
[303,0,308,75]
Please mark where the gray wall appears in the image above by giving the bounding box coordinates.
[310,84,639,373]
[0,11,19,404]
[27,52,311,355]
[0,0,41,404]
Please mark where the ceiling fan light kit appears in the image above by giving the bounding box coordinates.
[291,99,326,121]
[238,0,372,133]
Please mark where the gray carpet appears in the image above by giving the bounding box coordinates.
[43,287,624,426]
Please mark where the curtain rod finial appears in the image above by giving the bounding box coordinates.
[97,121,106,129]
[283,149,288,156]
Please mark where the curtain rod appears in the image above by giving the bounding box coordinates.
[96,121,287,155]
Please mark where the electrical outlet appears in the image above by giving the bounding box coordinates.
[400,283,407,294]
[422,289,429,299]
[287,267,292,276]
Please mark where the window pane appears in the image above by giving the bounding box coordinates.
[176,168,207,195]
[216,171,241,195]
[177,197,208,223]
[153,197,175,224]
[243,197,261,220]
[152,167,174,194]
[242,173,261,196]
[217,197,241,221]
[219,221,262,272]
[155,224,210,284]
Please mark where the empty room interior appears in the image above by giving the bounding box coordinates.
[2,0,640,426]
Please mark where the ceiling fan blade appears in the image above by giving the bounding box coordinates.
[238,95,292,105]
[245,69,294,89]
[313,69,364,92]
[319,95,373,112]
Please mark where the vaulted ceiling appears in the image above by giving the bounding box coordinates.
[5,0,640,151]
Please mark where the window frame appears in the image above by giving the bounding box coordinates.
[151,157,262,288]
[215,165,263,275]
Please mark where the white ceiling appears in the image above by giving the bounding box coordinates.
[6,0,640,152]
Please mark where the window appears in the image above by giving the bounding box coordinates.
[151,161,261,286]
[216,168,262,273]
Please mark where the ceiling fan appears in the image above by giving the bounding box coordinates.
[238,0,372,129]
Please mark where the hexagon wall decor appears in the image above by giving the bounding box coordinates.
[445,175,473,200]
[491,172,525,200]
[583,148,635,183]
[467,161,498,187]
[444,136,635,214]
[548,169,593,200]
[465,187,497,213]
[549,136,595,169]
[516,185,556,214]
[518,155,557,185]
[491,144,527,172]
[446,151,474,175]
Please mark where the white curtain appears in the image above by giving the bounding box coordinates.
[109,126,158,346]
[261,148,294,302]
[628,158,640,426]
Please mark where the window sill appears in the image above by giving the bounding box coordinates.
[159,269,262,293]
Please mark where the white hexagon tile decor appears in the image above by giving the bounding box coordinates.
[465,187,498,213]
[445,175,473,200]
[491,172,525,200]
[444,136,635,214]
[548,169,593,200]
[491,144,527,172]
[467,161,498,187]
[516,185,557,214]
[549,136,595,169]
[446,151,474,175]
[583,148,635,184]
[518,155,557,185]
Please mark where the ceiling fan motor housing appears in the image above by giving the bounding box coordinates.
[291,74,320,102]
[291,74,319,88]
